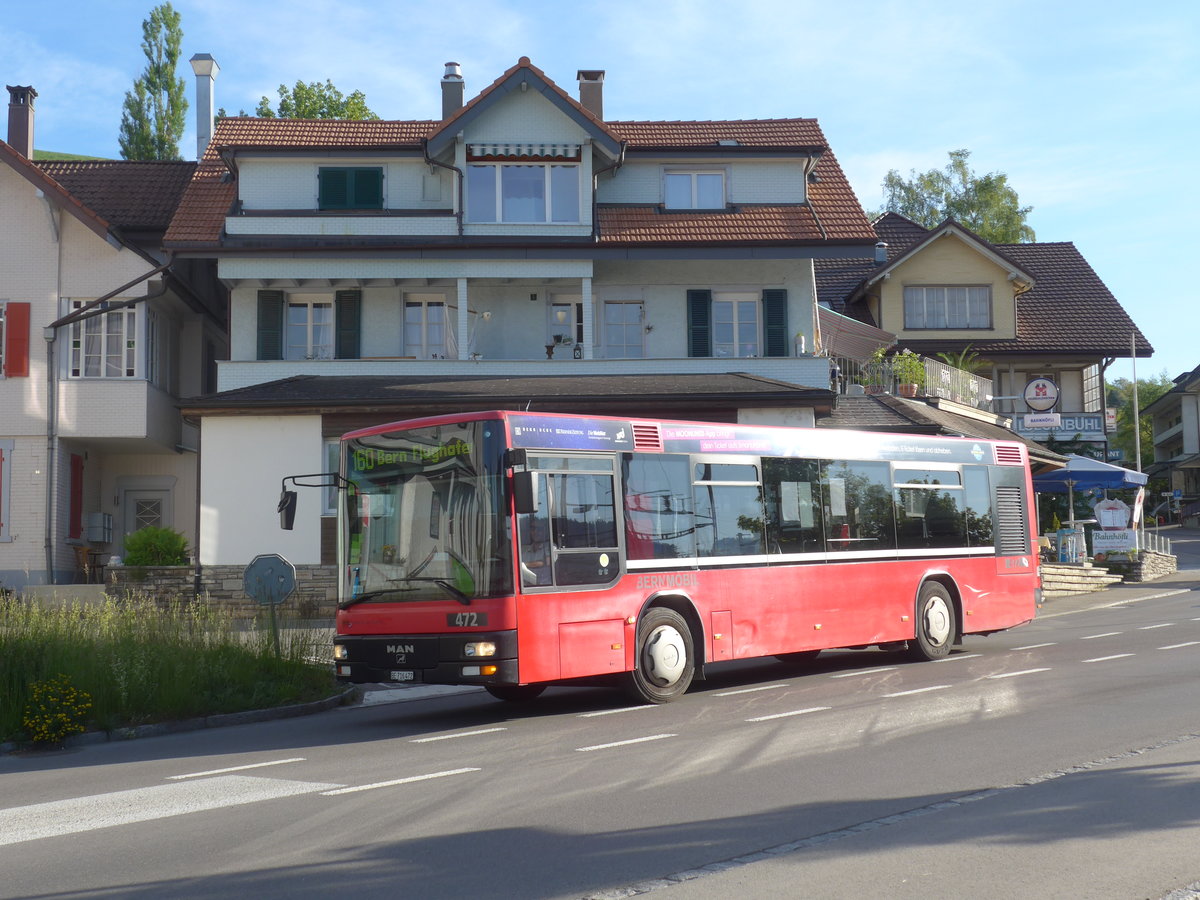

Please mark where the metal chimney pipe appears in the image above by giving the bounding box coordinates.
[442,62,464,119]
[189,54,220,160]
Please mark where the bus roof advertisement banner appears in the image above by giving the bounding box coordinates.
[510,416,635,451]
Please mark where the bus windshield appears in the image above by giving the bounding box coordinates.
[342,420,513,606]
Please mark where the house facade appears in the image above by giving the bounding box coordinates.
[1144,364,1200,519]
[0,85,227,590]
[818,213,1152,458]
[166,58,878,568]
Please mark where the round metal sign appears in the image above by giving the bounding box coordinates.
[1023,377,1059,412]
[243,553,297,606]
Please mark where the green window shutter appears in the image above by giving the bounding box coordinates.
[335,290,362,359]
[762,289,789,357]
[352,168,383,209]
[318,168,350,210]
[686,290,712,358]
[257,290,284,360]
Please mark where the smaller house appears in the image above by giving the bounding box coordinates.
[1143,364,1200,520]
[817,213,1153,457]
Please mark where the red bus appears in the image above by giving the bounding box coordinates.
[318,410,1040,703]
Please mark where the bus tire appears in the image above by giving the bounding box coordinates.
[775,650,821,664]
[908,581,956,661]
[485,684,546,702]
[626,607,695,703]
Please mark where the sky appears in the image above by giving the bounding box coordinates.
[4,0,1196,387]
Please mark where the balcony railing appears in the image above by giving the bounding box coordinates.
[831,354,993,411]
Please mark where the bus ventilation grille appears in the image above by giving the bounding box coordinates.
[995,485,1031,555]
[994,444,1025,466]
[631,422,663,451]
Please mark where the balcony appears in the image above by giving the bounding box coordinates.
[831,353,993,410]
[216,355,836,394]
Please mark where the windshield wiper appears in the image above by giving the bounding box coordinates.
[338,578,471,609]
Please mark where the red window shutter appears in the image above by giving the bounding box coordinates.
[4,302,31,377]
[68,453,84,540]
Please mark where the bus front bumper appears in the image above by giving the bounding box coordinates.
[333,630,520,686]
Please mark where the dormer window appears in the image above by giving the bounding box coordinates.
[664,170,725,209]
[903,286,992,330]
[466,162,580,223]
[318,167,384,210]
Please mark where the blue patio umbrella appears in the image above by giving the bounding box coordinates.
[1033,454,1148,529]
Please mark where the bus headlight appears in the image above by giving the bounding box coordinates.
[464,641,497,657]
[333,644,349,660]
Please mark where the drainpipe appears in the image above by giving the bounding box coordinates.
[43,326,57,584]
[591,142,626,241]
[422,138,463,236]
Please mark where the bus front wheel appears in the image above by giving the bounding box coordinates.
[485,684,546,702]
[909,582,956,661]
[627,607,695,703]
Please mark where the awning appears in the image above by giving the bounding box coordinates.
[468,143,581,159]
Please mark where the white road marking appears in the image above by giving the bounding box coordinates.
[1081,632,1123,640]
[578,705,654,718]
[934,653,982,662]
[987,668,1052,679]
[1158,641,1200,650]
[0,775,341,847]
[746,707,832,722]
[829,666,898,679]
[1012,642,1057,650]
[576,734,676,752]
[1082,654,1135,663]
[321,768,480,795]
[713,684,785,696]
[1138,623,1173,630]
[410,728,506,743]
[882,685,952,698]
[167,758,305,780]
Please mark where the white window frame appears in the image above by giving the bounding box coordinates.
[548,295,583,348]
[403,293,449,359]
[903,285,992,330]
[68,300,139,378]
[323,439,339,516]
[0,302,6,375]
[285,296,334,361]
[465,162,581,224]
[712,292,760,359]
[663,169,726,209]
[602,301,645,359]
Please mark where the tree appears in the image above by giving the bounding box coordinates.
[118,3,188,160]
[880,149,1035,244]
[1106,372,1174,471]
[254,80,380,120]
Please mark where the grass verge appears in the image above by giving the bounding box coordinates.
[1,594,337,744]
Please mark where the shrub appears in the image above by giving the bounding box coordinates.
[123,526,189,566]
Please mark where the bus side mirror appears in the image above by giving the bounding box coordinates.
[512,471,538,514]
[278,489,298,530]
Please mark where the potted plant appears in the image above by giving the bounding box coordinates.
[891,349,926,398]
[857,346,890,394]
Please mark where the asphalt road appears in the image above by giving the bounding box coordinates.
[2,528,1199,900]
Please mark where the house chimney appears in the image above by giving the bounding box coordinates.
[577,70,604,119]
[441,62,464,119]
[189,54,220,160]
[6,85,37,158]
[874,241,888,265]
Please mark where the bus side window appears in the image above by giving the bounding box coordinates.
[762,457,823,553]
[518,476,551,586]
[620,454,696,561]
[822,459,896,551]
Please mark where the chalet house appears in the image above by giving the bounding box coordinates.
[0,85,227,590]
[817,213,1152,458]
[167,58,879,569]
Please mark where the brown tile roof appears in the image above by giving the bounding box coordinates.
[598,205,827,244]
[0,139,112,240]
[167,74,875,248]
[36,160,195,231]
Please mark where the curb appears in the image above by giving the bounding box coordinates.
[1,686,362,755]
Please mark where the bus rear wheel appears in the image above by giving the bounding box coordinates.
[626,607,695,704]
[908,582,956,661]
[485,684,546,702]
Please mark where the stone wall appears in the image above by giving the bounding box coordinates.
[1102,550,1178,583]
[107,564,338,619]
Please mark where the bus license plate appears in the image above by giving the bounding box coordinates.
[390,670,415,682]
